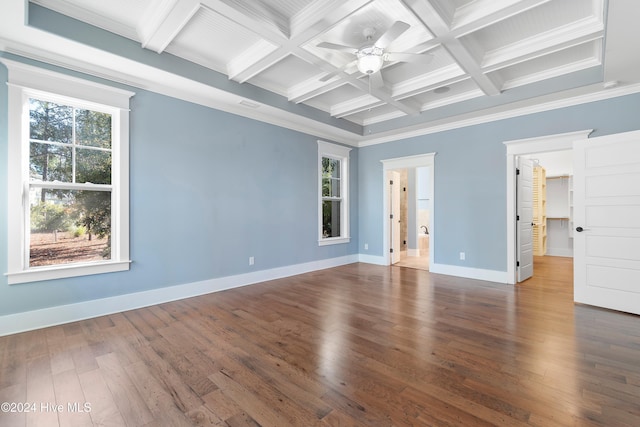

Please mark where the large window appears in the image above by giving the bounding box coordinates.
[318,141,351,246]
[3,59,134,284]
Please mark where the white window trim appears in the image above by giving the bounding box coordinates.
[2,58,134,284]
[318,140,351,246]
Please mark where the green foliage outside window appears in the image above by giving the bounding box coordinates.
[321,157,341,238]
[29,99,113,258]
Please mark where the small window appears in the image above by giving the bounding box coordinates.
[3,59,134,284]
[318,141,351,246]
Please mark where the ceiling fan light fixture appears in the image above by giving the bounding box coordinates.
[356,46,384,74]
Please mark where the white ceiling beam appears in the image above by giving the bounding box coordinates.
[288,76,346,104]
[481,18,604,72]
[202,0,288,42]
[227,0,373,83]
[224,0,421,115]
[418,88,485,111]
[445,41,502,96]
[501,49,602,90]
[290,0,374,38]
[138,0,201,53]
[359,109,407,126]
[401,0,501,96]
[331,95,386,118]
[227,41,286,83]
[293,55,423,115]
[391,63,466,99]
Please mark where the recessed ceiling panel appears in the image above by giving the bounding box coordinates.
[249,54,326,95]
[463,0,595,55]
[166,6,277,73]
[32,0,149,39]
[344,103,405,125]
[490,40,601,90]
[412,79,483,110]
[312,85,366,109]
[382,46,458,86]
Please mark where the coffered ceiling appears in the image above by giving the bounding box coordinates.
[1,0,639,146]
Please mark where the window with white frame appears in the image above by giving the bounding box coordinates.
[318,141,351,245]
[2,59,134,284]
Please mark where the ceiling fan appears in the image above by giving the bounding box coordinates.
[317,21,433,88]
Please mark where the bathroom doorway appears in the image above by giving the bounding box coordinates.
[381,154,435,271]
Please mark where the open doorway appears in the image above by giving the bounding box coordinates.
[516,151,574,282]
[381,153,435,270]
[386,168,431,270]
[504,130,592,284]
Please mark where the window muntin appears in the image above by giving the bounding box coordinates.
[318,141,351,246]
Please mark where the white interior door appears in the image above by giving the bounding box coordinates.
[573,130,640,315]
[517,157,534,282]
[389,171,401,264]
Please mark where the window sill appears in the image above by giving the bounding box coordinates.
[318,237,350,246]
[6,260,131,285]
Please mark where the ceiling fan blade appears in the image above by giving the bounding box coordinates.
[317,42,358,53]
[369,70,385,89]
[319,60,358,82]
[386,52,434,64]
[374,21,410,49]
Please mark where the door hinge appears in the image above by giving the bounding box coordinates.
[516,168,520,175]
[516,261,520,267]
[390,214,394,219]
[390,248,394,253]
[390,180,394,185]
[516,215,520,221]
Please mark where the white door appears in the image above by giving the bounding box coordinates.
[573,130,640,315]
[517,157,534,282]
[389,171,401,264]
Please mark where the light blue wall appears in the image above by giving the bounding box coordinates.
[0,58,359,316]
[2,63,640,318]
[358,93,640,271]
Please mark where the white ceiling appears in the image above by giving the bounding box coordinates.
[1,0,639,146]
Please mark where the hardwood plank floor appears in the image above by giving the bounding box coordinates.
[1,256,639,426]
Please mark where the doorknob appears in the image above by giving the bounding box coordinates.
[576,226,589,232]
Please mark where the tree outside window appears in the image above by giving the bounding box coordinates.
[28,99,113,267]
[318,141,350,246]
[322,157,342,238]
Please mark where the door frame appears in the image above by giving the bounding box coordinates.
[503,129,592,284]
[381,153,435,266]
[388,170,402,264]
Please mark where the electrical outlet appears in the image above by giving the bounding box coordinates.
[249,256,254,266]
[460,252,465,261]
[364,243,368,250]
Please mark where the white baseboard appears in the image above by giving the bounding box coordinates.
[0,254,358,337]
[358,253,387,265]
[429,263,508,283]
[356,255,508,284]
[546,248,574,257]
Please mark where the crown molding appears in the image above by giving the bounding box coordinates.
[357,82,640,147]
[3,0,637,150]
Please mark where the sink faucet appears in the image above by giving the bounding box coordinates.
[421,225,428,234]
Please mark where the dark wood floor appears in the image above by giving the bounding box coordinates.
[1,256,639,426]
